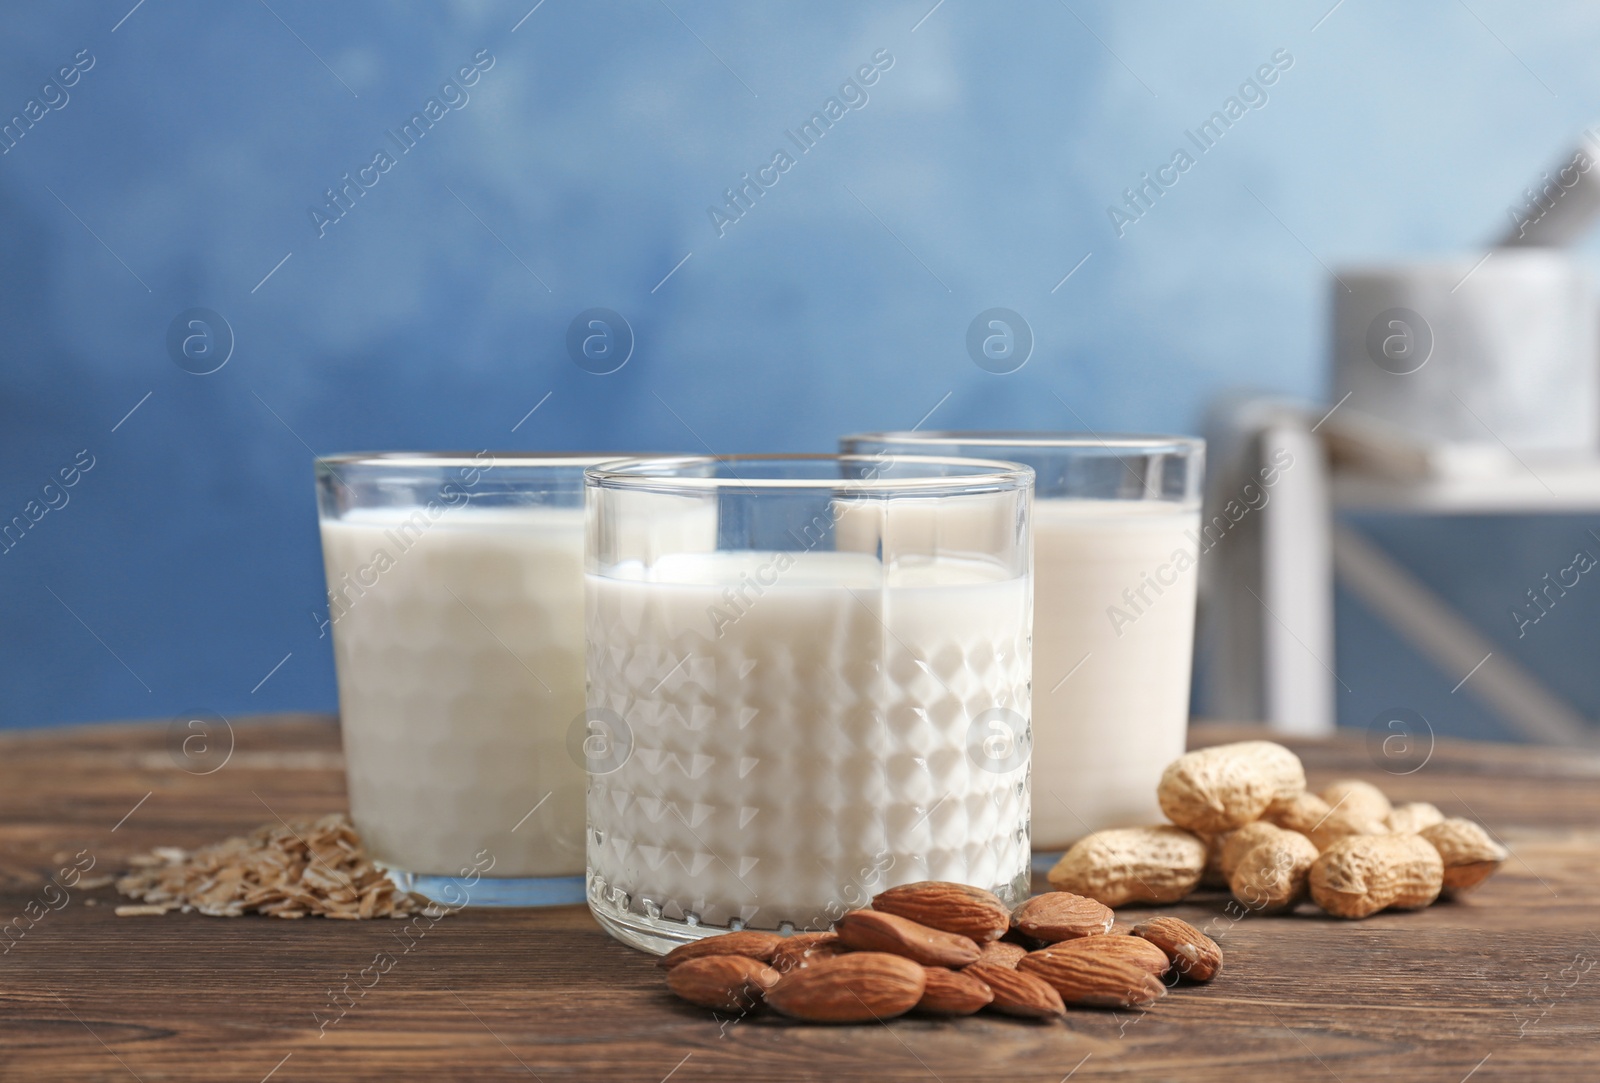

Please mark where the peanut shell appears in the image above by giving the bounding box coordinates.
[1309,834,1443,919]
[1217,822,1291,881]
[1420,818,1508,897]
[1048,826,1206,907]
[1320,778,1392,822]
[1197,831,1228,890]
[1158,741,1306,833]
[1386,801,1446,836]
[1263,791,1333,836]
[1228,828,1319,913]
[1307,807,1389,853]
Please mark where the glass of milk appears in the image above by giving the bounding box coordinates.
[583,453,1034,954]
[840,433,1204,852]
[315,452,675,907]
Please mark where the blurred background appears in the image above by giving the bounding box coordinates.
[3,0,1598,743]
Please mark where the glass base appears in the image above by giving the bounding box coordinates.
[387,869,587,908]
[587,896,724,956]
[587,865,1033,956]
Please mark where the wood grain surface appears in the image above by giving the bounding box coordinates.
[1,715,1597,1082]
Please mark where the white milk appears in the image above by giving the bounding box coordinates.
[1030,499,1200,848]
[321,506,589,878]
[586,550,1031,933]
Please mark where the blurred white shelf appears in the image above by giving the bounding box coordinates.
[1332,459,1600,514]
[1208,398,1600,743]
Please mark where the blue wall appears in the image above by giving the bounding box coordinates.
[3,0,1598,731]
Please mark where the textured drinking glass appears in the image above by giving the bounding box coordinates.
[583,453,1034,954]
[841,433,1204,852]
[316,452,632,906]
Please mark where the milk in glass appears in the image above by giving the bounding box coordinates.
[1029,499,1199,848]
[322,506,590,878]
[585,549,1032,933]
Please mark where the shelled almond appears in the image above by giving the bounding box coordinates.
[1017,947,1167,1009]
[765,952,926,1023]
[963,963,1065,1019]
[768,931,846,973]
[1010,890,1115,942]
[870,881,1011,942]
[1024,934,1171,979]
[914,966,994,1015]
[658,884,1224,1025]
[666,955,779,1011]
[972,940,1028,968]
[659,930,782,969]
[834,909,980,967]
[1131,917,1222,982]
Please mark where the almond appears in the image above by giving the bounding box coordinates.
[966,963,1065,1020]
[1131,917,1223,982]
[658,929,784,970]
[765,952,926,1023]
[970,940,1028,969]
[1019,949,1166,1008]
[1028,935,1170,979]
[768,932,847,974]
[836,909,981,967]
[870,881,1011,942]
[915,966,994,1015]
[666,955,780,1011]
[1010,891,1115,943]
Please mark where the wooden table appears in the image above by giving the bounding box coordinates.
[2,716,1597,1082]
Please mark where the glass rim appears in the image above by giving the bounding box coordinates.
[585,452,1033,493]
[841,430,1204,454]
[316,451,639,473]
